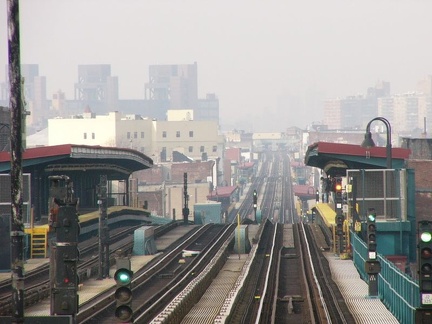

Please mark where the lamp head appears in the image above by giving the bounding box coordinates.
[361,131,376,148]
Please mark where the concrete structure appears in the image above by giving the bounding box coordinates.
[137,181,211,222]
[74,64,119,113]
[401,137,432,223]
[135,161,217,221]
[145,63,198,110]
[393,93,419,134]
[252,132,286,152]
[377,91,432,136]
[133,226,157,255]
[417,95,432,134]
[322,82,391,131]
[193,202,222,224]
[47,111,225,162]
[323,95,377,130]
[1,64,47,129]
[196,93,219,122]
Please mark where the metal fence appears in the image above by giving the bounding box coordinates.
[346,169,406,221]
[351,230,418,324]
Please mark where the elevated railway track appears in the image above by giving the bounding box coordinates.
[0,150,391,323]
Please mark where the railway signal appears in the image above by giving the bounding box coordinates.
[114,257,133,322]
[367,208,377,260]
[364,208,381,297]
[335,214,344,235]
[418,220,432,308]
[98,174,108,198]
[49,176,80,318]
[253,190,257,209]
[334,177,343,212]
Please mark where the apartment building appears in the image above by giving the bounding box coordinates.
[48,110,224,162]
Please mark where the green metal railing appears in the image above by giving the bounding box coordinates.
[351,230,419,324]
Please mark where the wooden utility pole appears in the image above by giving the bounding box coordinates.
[8,0,25,322]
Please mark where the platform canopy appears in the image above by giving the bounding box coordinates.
[0,144,154,216]
[0,144,153,178]
[304,141,411,177]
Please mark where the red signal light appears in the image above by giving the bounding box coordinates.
[64,278,70,284]
[421,248,432,259]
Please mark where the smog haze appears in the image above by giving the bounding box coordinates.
[1,0,432,131]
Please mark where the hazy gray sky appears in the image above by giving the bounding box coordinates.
[1,0,432,130]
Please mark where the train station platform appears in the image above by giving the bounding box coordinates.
[308,220,399,322]
[314,202,336,226]
[326,253,399,323]
[0,258,49,282]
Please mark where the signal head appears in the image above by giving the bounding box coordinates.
[421,231,432,243]
[421,247,432,260]
[115,305,133,322]
[114,268,132,286]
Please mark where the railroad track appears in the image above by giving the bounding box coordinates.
[78,224,234,323]
[301,223,356,323]
[0,221,178,315]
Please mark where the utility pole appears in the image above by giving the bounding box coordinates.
[8,1,24,322]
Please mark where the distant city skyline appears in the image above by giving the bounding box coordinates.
[2,0,432,131]
[2,61,432,134]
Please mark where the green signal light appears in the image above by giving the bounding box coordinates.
[421,231,432,243]
[368,214,376,222]
[115,269,132,285]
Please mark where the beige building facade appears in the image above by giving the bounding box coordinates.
[48,110,224,162]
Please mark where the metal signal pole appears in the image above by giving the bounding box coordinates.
[183,173,189,225]
[97,175,110,279]
[8,0,24,322]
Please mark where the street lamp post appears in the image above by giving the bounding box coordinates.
[361,117,392,169]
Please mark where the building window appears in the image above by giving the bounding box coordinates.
[92,133,95,139]
[134,132,137,139]
[189,146,193,152]
[176,131,180,138]
[212,145,217,152]
[200,146,204,152]
[161,147,167,162]
[162,131,167,138]
[127,132,131,139]
[83,133,87,139]
[189,131,194,137]
[141,132,144,138]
